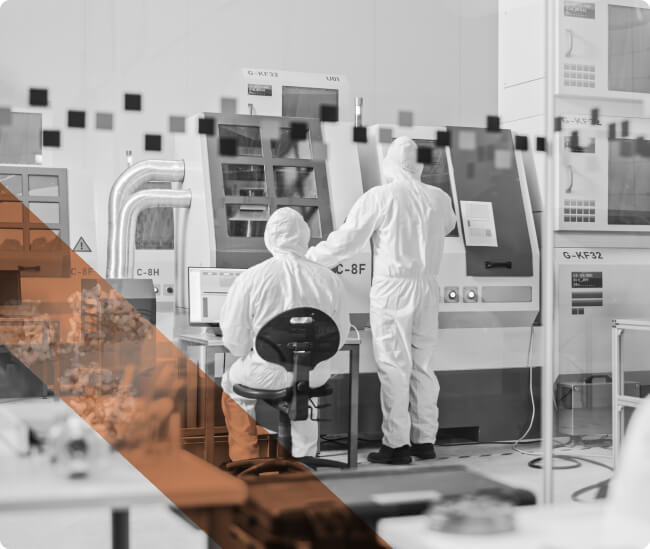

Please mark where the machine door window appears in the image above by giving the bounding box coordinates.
[272,128,312,159]
[226,204,269,237]
[274,166,318,198]
[218,125,263,156]
[609,5,650,94]
[222,164,267,197]
[0,174,23,199]
[412,138,459,237]
[608,139,650,225]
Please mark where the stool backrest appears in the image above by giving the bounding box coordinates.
[255,307,340,370]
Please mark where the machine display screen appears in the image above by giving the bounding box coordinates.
[282,86,339,120]
[413,139,459,237]
[609,5,650,94]
[608,139,650,225]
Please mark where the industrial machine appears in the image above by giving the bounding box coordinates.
[355,124,541,441]
[174,113,371,328]
[499,0,650,437]
[359,125,540,329]
[171,104,542,440]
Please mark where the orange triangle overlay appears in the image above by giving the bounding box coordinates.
[0,185,386,548]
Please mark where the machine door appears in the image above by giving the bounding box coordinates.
[448,127,533,277]
[205,114,334,268]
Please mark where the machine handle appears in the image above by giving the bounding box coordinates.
[485,261,512,270]
[566,165,575,194]
[17,265,40,272]
[566,29,574,58]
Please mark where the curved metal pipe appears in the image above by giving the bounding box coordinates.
[114,189,192,279]
[107,160,185,278]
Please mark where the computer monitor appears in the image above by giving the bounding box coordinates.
[0,270,21,305]
[187,267,243,326]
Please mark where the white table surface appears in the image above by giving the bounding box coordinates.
[377,503,624,549]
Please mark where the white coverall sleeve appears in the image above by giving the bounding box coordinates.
[306,190,383,269]
[220,275,254,358]
[443,194,457,235]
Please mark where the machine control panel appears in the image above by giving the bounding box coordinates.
[559,116,650,232]
[559,0,650,101]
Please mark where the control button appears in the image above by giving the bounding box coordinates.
[463,287,479,303]
[444,287,460,303]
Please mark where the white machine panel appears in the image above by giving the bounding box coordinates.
[558,0,650,101]
[558,114,650,231]
[240,68,353,122]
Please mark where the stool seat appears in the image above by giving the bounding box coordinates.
[233,382,334,401]
[233,384,291,402]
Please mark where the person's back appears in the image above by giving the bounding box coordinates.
[234,252,348,377]
[220,207,349,460]
[306,136,456,277]
[366,180,454,280]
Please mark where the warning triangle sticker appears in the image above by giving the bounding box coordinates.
[73,237,92,253]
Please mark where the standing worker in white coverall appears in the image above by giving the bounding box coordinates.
[221,207,350,461]
[307,137,456,465]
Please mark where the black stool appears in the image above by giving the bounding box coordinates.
[233,307,345,470]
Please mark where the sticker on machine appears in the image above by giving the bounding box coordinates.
[459,201,498,247]
[73,237,92,253]
[564,1,595,19]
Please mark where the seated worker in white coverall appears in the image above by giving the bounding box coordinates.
[307,137,456,465]
[220,207,350,462]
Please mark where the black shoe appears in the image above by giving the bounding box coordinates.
[410,442,436,460]
[367,445,412,465]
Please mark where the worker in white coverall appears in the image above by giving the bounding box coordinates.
[307,136,456,465]
[221,207,350,461]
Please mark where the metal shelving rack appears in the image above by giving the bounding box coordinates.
[611,318,649,466]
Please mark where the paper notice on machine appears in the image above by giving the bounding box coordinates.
[460,201,498,247]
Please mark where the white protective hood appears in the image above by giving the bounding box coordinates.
[382,136,424,184]
[263,207,310,257]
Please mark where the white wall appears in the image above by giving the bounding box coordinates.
[0,0,498,274]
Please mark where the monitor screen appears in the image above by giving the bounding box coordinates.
[282,86,339,120]
[188,267,243,326]
[608,139,650,225]
[609,5,650,94]
[412,139,459,237]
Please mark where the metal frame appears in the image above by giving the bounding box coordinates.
[611,318,649,466]
[0,165,70,277]
[542,0,559,504]
[205,114,334,257]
